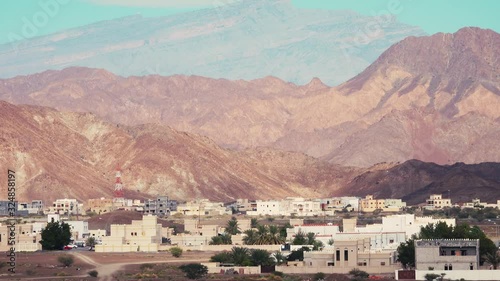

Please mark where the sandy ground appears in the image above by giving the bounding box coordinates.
[0,250,211,280]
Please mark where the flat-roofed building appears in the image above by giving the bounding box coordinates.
[415,239,479,271]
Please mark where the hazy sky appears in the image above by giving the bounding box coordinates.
[1,0,499,44]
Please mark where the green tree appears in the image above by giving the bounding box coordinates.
[397,222,497,267]
[86,237,96,249]
[397,238,415,269]
[57,255,74,267]
[251,218,259,228]
[292,230,307,245]
[231,247,251,266]
[225,217,240,235]
[179,263,208,279]
[250,249,275,266]
[209,233,232,245]
[287,246,310,261]
[243,229,258,245]
[210,251,233,263]
[483,250,500,269]
[273,251,287,265]
[170,246,183,258]
[40,221,71,250]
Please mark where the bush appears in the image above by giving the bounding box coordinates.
[349,268,369,279]
[170,246,183,258]
[88,270,99,277]
[314,272,326,281]
[57,255,74,267]
[424,273,440,281]
[179,263,208,279]
[140,263,154,270]
[272,271,284,277]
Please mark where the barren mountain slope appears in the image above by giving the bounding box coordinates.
[0,101,356,202]
[1,28,499,167]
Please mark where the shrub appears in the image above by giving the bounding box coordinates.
[424,273,440,281]
[179,263,208,279]
[349,268,369,279]
[140,263,155,270]
[272,271,284,277]
[170,246,183,258]
[314,272,326,281]
[88,270,99,277]
[57,255,74,267]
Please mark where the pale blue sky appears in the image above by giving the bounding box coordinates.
[1,0,499,44]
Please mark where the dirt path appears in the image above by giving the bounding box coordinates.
[70,252,208,281]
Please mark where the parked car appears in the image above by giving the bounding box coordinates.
[63,245,72,250]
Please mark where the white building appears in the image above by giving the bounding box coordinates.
[287,223,340,245]
[425,194,451,210]
[344,215,455,239]
[66,220,89,240]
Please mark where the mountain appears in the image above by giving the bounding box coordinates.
[1,28,499,168]
[337,160,500,205]
[0,101,358,202]
[0,0,426,85]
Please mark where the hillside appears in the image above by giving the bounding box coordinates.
[0,101,356,202]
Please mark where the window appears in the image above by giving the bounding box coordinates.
[389,239,394,244]
[336,250,340,261]
[381,262,385,266]
[451,250,456,256]
[344,250,349,261]
[449,264,453,270]
[461,250,467,256]
[444,264,449,270]
[327,262,334,266]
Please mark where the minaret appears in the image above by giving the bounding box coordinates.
[113,164,125,201]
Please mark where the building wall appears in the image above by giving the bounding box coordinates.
[202,263,261,274]
[0,224,42,252]
[415,239,479,271]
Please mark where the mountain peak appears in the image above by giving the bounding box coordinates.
[305,77,329,91]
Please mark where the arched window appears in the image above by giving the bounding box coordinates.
[444,264,449,270]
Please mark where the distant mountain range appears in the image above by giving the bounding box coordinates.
[2,101,500,203]
[0,0,426,85]
[2,27,499,168]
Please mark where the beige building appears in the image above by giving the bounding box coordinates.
[174,199,230,216]
[425,194,451,210]
[360,195,406,213]
[0,223,42,252]
[415,239,479,271]
[281,237,398,274]
[96,215,165,252]
[47,198,83,215]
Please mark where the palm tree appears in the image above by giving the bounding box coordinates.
[251,218,259,228]
[243,229,258,245]
[292,230,307,245]
[231,247,250,266]
[225,217,240,235]
[268,225,285,245]
[274,251,287,265]
[484,250,500,269]
[306,232,316,245]
[256,225,270,245]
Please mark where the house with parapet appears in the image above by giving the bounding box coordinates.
[95,214,166,252]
